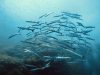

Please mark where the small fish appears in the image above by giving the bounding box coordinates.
[64,29,72,31]
[73,31,82,33]
[49,29,62,35]
[78,38,85,41]
[60,17,68,20]
[25,37,33,40]
[24,49,32,53]
[43,56,71,60]
[21,41,35,44]
[62,12,82,20]
[71,14,82,20]
[18,27,26,30]
[39,12,53,19]
[84,41,91,45]
[68,26,76,28]
[65,49,82,58]
[59,24,68,27]
[24,49,40,57]
[18,27,35,32]
[47,36,58,40]
[72,13,81,17]
[85,37,95,41]
[62,12,71,15]
[85,26,95,29]
[34,32,41,37]
[26,21,39,24]
[55,56,71,60]
[46,22,54,25]
[45,12,54,17]
[44,31,53,34]
[54,14,63,17]
[25,64,37,69]
[32,24,41,26]
[78,43,86,46]
[39,14,47,18]
[67,33,81,38]
[26,32,32,36]
[78,38,91,45]
[31,62,50,71]
[77,22,85,27]
[8,33,21,39]
[82,29,93,35]
[31,27,39,29]
[18,27,33,30]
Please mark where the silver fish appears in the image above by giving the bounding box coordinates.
[85,26,95,28]
[26,21,39,24]
[18,27,35,32]
[77,22,85,27]
[82,29,93,35]
[8,33,21,39]
[85,37,95,41]
[54,14,63,17]
[62,12,82,20]
[47,36,58,40]
[24,49,32,53]
[39,12,53,19]
[67,33,81,38]
[65,49,82,58]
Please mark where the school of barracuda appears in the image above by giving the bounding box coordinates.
[9,12,95,64]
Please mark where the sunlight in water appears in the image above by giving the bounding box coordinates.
[2,0,64,20]
[2,0,98,22]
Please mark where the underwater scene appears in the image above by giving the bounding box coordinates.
[0,0,100,75]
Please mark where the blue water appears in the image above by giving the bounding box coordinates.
[0,0,100,75]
